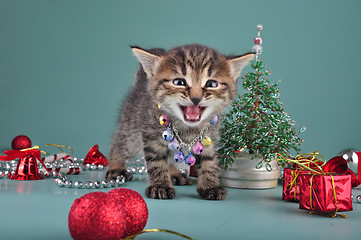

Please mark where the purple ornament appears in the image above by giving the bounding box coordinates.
[168,138,179,151]
[192,141,204,155]
[185,153,196,166]
[162,128,174,142]
[174,149,185,163]
[210,115,218,125]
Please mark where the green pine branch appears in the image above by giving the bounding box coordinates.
[218,59,304,170]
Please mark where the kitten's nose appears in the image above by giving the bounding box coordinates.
[191,97,201,106]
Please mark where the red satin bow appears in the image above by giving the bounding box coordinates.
[0,149,41,161]
[323,154,361,188]
[0,149,48,171]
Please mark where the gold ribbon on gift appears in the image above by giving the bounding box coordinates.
[277,151,326,173]
[278,152,326,201]
[277,152,347,218]
[289,170,301,200]
[122,229,194,240]
[309,174,347,218]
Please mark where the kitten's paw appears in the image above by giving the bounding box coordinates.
[171,172,191,186]
[197,186,227,200]
[105,169,133,181]
[145,185,175,199]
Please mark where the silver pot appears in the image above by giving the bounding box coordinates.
[220,152,280,189]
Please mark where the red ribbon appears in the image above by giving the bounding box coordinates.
[322,154,361,188]
[0,149,41,161]
[0,149,49,171]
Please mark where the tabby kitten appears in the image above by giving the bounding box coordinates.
[106,44,254,200]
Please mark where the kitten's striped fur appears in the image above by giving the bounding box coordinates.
[106,44,254,200]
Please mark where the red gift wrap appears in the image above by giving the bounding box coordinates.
[282,168,308,202]
[299,173,352,214]
[282,152,325,202]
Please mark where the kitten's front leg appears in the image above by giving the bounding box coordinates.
[196,155,227,200]
[106,129,137,181]
[143,142,175,199]
[106,150,133,182]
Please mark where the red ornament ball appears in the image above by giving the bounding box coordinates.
[68,192,108,240]
[11,135,32,150]
[108,188,149,236]
[68,189,148,240]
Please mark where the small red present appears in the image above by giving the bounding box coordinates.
[281,152,325,202]
[299,172,352,214]
[282,168,309,202]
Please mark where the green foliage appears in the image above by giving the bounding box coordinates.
[218,59,304,170]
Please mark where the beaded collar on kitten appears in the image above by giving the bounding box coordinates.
[158,105,218,166]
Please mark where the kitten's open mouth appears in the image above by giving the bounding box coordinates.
[180,105,206,122]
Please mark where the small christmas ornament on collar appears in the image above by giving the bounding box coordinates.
[158,106,217,166]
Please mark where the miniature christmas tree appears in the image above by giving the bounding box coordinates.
[218,24,305,170]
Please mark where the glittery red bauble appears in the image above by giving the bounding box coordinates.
[68,189,148,240]
[11,135,32,150]
[108,188,149,236]
[68,192,108,240]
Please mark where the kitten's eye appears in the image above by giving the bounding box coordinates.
[173,78,187,86]
[205,80,218,88]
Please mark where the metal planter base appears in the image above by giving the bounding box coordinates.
[220,153,280,189]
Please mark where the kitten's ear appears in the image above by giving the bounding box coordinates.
[227,53,255,79]
[131,46,162,77]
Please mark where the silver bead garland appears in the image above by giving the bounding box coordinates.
[53,172,125,189]
[0,157,127,190]
[126,157,147,175]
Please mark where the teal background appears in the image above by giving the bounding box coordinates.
[1,1,361,240]
[1,0,361,158]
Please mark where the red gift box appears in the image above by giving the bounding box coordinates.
[299,172,353,214]
[282,168,310,202]
[282,152,325,202]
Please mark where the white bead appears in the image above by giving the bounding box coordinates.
[101,180,110,188]
[252,45,263,55]
[64,180,72,188]
[74,181,83,188]
[257,24,263,31]
[85,181,93,189]
[116,176,125,186]
[56,180,64,187]
[94,181,101,188]
[110,180,116,187]
[356,195,361,204]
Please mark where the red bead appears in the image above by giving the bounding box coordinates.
[254,36,263,45]
[11,135,32,150]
